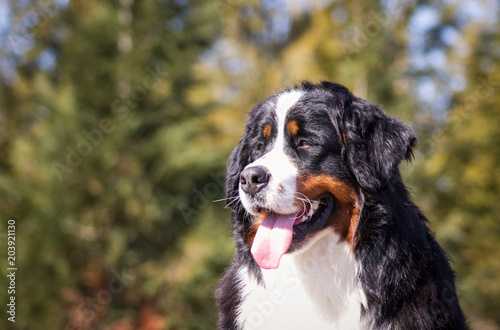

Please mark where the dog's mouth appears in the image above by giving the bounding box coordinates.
[251,195,334,270]
[291,194,333,240]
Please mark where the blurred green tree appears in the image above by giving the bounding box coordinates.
[412,16,500,327]
[0,0,234,328]
[0,0,499,329]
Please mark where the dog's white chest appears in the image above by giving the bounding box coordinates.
[237,233,367,330]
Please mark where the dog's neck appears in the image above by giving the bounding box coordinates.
[243,230,367,329]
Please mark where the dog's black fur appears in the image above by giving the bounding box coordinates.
[215,81,467,329]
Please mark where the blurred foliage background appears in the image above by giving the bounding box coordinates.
[0,0,498,329]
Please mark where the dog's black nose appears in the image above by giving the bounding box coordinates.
[240,166,269,197]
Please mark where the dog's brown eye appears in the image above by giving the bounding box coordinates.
[257,143,264,151]
[298,139,311,147]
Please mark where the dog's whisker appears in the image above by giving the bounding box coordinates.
[295,192,330,207]
[225,199,241,209]
[296,199,308,218]
[223,196,239,203]
[213,197,231,203]
[216,196,241,209]
[295,192,313,207]
[294,192,313,218]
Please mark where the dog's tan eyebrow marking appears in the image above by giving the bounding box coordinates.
[286,120,299,136]
[263,124,272,139]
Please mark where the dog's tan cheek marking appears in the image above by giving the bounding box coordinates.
[286,120,299,136]
[246,211,266,248]
[296,174,360,250]
[263,124,272,139]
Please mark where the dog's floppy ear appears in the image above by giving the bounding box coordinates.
[225,141,248,206]
[342,97,417,191]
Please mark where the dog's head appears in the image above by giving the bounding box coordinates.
[226,81,416,269]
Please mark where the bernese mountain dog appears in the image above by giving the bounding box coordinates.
[215,81,467,329]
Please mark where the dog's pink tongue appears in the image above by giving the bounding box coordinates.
[251,212,297,269]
